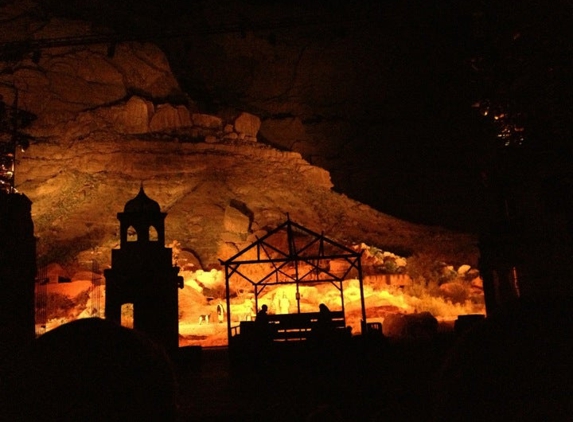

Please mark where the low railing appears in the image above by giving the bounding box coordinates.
[233,311,346,341]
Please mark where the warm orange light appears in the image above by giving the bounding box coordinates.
[35,243,485,346]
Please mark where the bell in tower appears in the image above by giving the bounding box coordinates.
[104,186,183,353]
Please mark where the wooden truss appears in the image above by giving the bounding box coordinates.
[220,216,367,341]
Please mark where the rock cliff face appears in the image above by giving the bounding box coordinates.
[21,136,478,272]
[33,0,487,231]
[1,2,478,276]
[0,3,487,344]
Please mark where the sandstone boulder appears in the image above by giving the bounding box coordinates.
[123,96,152,134]
[110,42,181,99]
[149,103,189,132]
[234,112,261,138]
[258,116,308,150]
[0,15,182,137]
[192,113,222,129]
[223,205,251,234]
[457,264,471,275]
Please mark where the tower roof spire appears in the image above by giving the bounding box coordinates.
[123,185,160,213]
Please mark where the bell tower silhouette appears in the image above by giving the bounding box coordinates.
[104,186,183,353]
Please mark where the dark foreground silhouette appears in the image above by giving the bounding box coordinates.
[1,318,177,422]
[433,296,573,422]
[3,297,572,422]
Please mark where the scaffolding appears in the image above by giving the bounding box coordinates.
[220,216,367,345]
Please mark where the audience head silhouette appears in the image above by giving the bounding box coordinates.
[3,318,178,422]
[434,296,573,422]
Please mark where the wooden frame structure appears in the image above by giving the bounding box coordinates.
[220,216,367,344]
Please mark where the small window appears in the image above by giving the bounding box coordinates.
[127,226,137,242]
[149,225,159,241]
[121,303,134,328]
